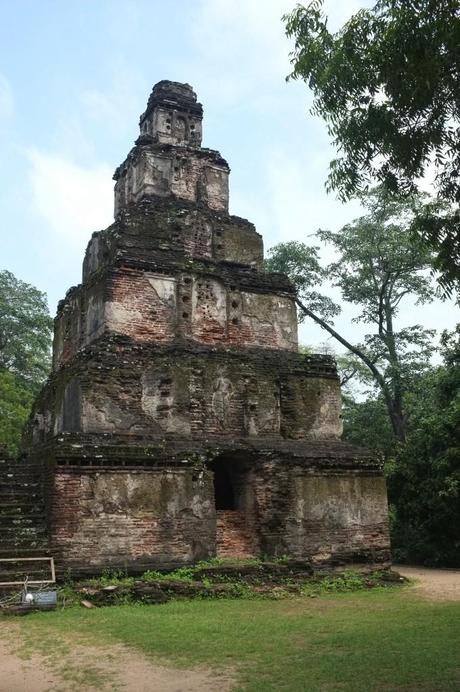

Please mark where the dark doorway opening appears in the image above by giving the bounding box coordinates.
[209,453,258,559]
[212,463,235,510]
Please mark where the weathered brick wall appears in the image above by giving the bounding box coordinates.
[139,82,203,147]
[114,82,228,214]
[46,459,389,571]
[216,510,258,558]
[114,146,230,214]
[107,270,177,343]
[104,269,298,351]
[39,344,342,442]
[53,273,297,369]
[53,281,107,369]
[49,468,215,572]
[82,200,265,280]
[253,463,390,565]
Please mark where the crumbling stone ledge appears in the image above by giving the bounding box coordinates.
[71,561,405,607]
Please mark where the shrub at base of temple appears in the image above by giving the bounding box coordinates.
[57,560,406,607]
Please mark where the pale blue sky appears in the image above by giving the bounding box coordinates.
[0,0,456,352]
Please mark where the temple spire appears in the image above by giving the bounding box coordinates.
[113,80,229,215]
[139,80,203,147]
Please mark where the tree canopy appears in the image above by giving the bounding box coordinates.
[0,370,34,456]
[0,270,52,393]
[0,270,52,454]
[284,0,460,291]
[386,328,460,565]
[266,187,440,440]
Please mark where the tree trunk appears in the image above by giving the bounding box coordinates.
[295,297,407,442]
[388,398,406,443]
[382,300,406,442]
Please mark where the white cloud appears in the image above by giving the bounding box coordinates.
[186,0,370,106]
[186,0,295,106]
[0,73,14,119]
[80,63,146,138]
[248,147,362,252]
[28,149,113,245]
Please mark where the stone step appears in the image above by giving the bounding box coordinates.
[0,516,46,542]
[0,515,47,527]
[0,484,43,491]
[0,548,50,558]
[0,469,43,482]
[0,463,43,470]
[0,528,48,542]
[0,455,48,558]
[0,480,43,487]
[0,565,52,581]
[0,545,49,557]
[0,500,45,509]
[0,543,49,556]
[0,481,43,489]
[0,498,43,507]
[0,487,43,496]
[0,500,45,510]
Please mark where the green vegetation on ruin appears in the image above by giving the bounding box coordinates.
[56,562,402,607]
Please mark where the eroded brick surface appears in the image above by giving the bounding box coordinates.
[50,468,215,570]
[21,80,391,574]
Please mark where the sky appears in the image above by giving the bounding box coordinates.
[0,0,457,353]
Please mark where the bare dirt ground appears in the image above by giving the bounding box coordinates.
[395,565,460,601]
[0,622,235,692]
[1,568,459,691]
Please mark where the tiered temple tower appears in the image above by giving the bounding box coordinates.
[24,81,390,574]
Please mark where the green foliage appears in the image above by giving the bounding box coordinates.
[387,327,460,566]
[89,569,134,588]
[340,327,460,565]
[284,0,460,290]
[140,569,164,582]
[66,561,397,607]
[264,241,340,321]
[0,270,52,392]
[269,187,439,440]
[142,566,195,583]
[302,570,366,595]
[318,189,438,403]
[342,393,394,456]
[317,188,437,317]
[19,590,460,691]
[0,370,34,455]
[302,570,394,596]
[0,270,52,453]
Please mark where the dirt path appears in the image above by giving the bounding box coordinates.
[2,568,459,691]
[0,622,235,692]
[395,565,460,601]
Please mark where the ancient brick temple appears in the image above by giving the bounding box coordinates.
[22,81,390,574]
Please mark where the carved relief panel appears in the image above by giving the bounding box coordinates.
[141,366,191,435]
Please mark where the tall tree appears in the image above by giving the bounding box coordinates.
[387,327,460,566]
[284,0,460,291]
[0,270,52,393]
[266,188,439,440]
[0,371,34,456]
[0,270,52,454]
[335,330,460,566]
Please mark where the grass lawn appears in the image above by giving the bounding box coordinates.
[13,586,460,691]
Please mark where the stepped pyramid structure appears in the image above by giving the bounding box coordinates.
[21,81,390,575]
